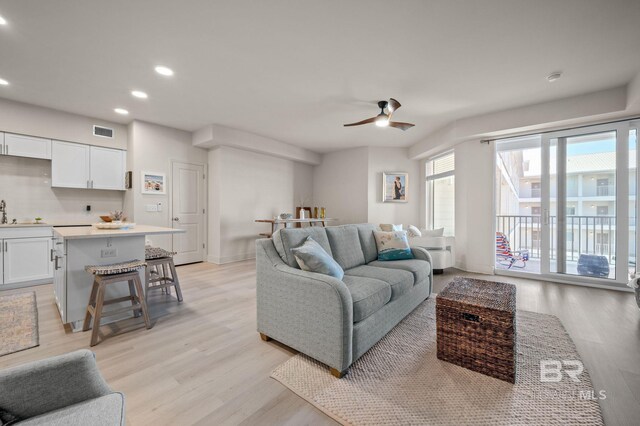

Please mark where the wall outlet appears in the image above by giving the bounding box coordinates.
[101,248,117,258]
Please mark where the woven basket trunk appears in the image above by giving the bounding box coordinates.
[436,277,517,383]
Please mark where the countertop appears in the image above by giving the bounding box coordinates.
[53,225,185,240]
[0,223,54,228]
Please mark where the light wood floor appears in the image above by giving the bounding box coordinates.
[1,263,639,425]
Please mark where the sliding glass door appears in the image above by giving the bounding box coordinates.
[495,120,639,288]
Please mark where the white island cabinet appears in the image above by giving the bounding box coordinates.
[52,225,184,331]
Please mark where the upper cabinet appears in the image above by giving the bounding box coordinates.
[90,146,126,190]
[1,133,52,160]
[51,141,90,188]
[51,141,126,190]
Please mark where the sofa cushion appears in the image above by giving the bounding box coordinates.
[368,259,430,284]
[272,227,332,268]
[344,265,414,300]
[326,226,366,270]
[290,236,344,279]
[373,231,414,261]
[18,393,125,426]
[354,224,378,264]
[341,275,391,322]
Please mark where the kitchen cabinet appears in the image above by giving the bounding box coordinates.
[1,133,51,160]
[0,226,54,286]
[51,140,125,190]
[90,145,126,190]
[3,237,53,284]
[51,141,90,188]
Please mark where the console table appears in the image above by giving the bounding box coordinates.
[255,218,337,238]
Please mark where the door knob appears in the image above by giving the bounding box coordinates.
[173,217,179,221]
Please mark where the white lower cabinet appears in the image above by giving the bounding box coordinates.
[2,237,53,284]
[0,227,54,286]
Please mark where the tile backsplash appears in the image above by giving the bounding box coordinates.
[0,155,124,224]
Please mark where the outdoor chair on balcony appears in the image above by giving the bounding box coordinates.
[496,232,529,269]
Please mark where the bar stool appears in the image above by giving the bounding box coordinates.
[145,246,183,302]
[83,260,151,346]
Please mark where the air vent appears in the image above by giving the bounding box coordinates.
[93,125,114,138]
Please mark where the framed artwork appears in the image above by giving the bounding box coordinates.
[382,172,408,203]
[141,171,166,194]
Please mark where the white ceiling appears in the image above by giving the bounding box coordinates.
[0,0,639,153]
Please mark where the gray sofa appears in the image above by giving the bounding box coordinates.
[256,223,432,377]
[0,350,124,425]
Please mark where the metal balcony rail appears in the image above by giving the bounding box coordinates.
[495,215,626,262]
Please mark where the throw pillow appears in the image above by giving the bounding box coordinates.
[373,231,414,261]
[290,236,344,280]
[422,227,444,237]
[407,225,422,237]
[379,223,403,232]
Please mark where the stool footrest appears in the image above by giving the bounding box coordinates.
[103,295,137,306]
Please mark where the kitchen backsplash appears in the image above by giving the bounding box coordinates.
[0,155,125,224]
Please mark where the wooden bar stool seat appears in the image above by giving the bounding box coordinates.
[83,260,151,346]
[145,246,183,302]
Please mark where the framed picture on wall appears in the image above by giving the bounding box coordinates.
[141,171,166,194]
[382,172,408,203]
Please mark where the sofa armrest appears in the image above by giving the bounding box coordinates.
[0,350,113,420]
[256,239,354,372]
[411,247,434,289]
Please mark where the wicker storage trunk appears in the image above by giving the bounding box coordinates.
[436,277,517,383]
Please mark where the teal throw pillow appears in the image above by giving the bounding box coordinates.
[373,230,414,261]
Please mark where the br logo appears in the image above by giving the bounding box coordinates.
[540,360,584,382]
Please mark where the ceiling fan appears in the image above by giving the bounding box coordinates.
[343,98,415,131]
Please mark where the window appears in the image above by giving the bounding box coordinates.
[426,151,455,235]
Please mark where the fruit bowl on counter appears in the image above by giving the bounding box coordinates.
[93,222,136,230]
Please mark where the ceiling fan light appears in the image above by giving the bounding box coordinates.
[375,114,389,127]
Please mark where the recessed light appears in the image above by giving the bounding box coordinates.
[155,66,174,76]
[0,15,7,25]
[131,90,148,99]
[547,71,562,83]
[0,78,8,86]
[114,108,129,115]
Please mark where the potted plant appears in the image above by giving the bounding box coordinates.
[34,217,43,224]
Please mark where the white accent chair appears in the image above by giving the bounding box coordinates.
[408,231,455,274]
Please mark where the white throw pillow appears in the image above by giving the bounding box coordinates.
[380,223,403,232]
[422,228,445,237]
[407,225,422,238]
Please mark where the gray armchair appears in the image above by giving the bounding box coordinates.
[0,350,124,425]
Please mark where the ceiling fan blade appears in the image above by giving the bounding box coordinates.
[388,121,415,131]
[343,116,378,127]
[388,98,401,113]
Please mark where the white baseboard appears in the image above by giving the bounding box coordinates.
[207,252,256,265]
[454,260,494,275]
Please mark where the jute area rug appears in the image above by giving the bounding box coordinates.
[0,292,39,357]
[271,298,604,425]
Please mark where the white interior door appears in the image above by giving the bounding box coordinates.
[171,161,205,265]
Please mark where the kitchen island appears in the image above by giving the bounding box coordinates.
[52,225,185,331]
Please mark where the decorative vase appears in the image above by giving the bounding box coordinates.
[320,207,326,219]
[313,207,318,219]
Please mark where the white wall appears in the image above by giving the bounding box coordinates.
[0,155,124,224]
[367,147,421,227]
[126,120,208,250]
[313,147,369,225]
[454,140,495,274]
[208,146,314,263]
[0,97,127,149]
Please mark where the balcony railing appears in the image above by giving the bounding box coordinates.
[496,215,620,263]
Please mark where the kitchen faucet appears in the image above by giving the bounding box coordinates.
[0,200,6,224]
